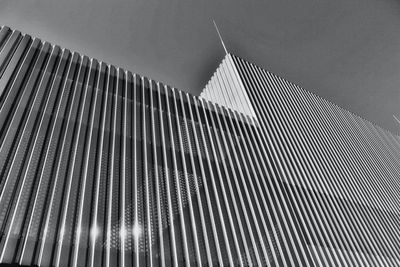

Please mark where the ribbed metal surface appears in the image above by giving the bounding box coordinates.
[1,25,400,266]
[200,56,256,118]
[202,53,400,266]
[0,26,278,266]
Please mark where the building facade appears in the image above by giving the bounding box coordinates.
[0,26,400,266]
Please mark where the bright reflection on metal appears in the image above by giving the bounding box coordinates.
[132,224,141,238]
[91,225,99,240]
[120,226,127,239]
[59,226,65,240]
[76,226,82,238]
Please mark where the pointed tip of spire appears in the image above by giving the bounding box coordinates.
[393,115,400,125]
[212,19,228,55]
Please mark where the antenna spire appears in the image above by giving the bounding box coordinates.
[393,115,400,125]
[213,20,228,54]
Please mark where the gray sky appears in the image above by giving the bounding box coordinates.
[1,0,400,133]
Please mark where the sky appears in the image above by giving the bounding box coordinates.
[1,0,400,133]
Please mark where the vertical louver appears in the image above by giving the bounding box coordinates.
[1,25,400,266]
[202,53,400,266]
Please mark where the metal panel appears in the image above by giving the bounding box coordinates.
[1,26,400,266]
